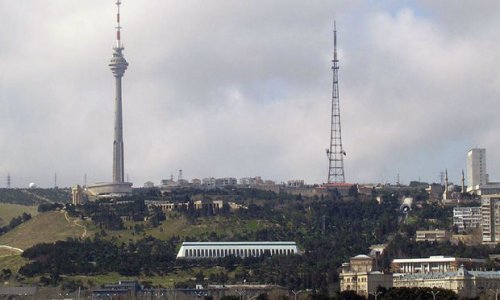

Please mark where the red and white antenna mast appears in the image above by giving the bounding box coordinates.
[115,0,123,49]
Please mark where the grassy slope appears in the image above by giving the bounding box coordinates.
[0,255,28,272]
[1,211,274,286]
[0,211,94,250]
[104,214,273,243]
[0,204,39,227]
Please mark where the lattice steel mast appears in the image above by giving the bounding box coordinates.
[326,22,345,183]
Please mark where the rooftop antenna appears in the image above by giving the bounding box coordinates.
[84,173,87,187]
[54,172,57,188]
[326,21,346,183]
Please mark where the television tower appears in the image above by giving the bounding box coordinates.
[109,0,129,183]
[326,22,346,183]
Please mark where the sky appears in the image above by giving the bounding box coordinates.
[1,1,500,188]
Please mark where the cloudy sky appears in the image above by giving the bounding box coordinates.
[1,1,500,188]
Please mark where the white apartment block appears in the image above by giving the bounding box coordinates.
[467,148,487,192]
[453,207,482,233]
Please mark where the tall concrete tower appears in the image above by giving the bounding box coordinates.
[326,22,346,183]
[86,0,132,197]
[110,0,128,183]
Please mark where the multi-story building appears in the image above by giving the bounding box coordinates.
[339,255,392,297]
[464,149,500,195]
[467,148,487,192]
[239,177,264,186]
[391,256,486,275]
[202,177,216,187]
[453,207,482,233]
[481,196,500,244]
[215,178,237,187]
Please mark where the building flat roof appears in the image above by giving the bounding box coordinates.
[392,256,486,263]
[181,241,297,246]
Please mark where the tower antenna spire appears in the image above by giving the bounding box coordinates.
[115,0,123,49]
[326,21,346,183]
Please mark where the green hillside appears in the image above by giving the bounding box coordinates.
[0,203,38,227]
[0,211,93,250]
[104,214,274,243]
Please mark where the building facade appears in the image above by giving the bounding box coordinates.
[481,196,500,244]
[339,255,392,297]
[415,230,450,242]
[176,242,300,259]
[393,266,500,298]
[467,148,487,193]
[453,207,482,233]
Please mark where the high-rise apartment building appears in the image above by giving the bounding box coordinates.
[481,196,500,244]
[467,148,487,192]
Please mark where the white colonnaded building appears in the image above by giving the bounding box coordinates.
[176,242,300,259]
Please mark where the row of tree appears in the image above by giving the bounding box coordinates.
[0,212,31,235]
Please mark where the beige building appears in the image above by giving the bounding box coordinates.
[393,266,500,298]
[339,255,392,297]
[415,230,451,242]
[71,185,83,205]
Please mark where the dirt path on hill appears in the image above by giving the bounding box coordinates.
[63,211,87,239]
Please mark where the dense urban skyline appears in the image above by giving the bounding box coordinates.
[1,1,500,187]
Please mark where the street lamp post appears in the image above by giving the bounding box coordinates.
[429,290,440,300]
[291,290,303,300]
[489,289,500,300]
[370,291,382,300]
